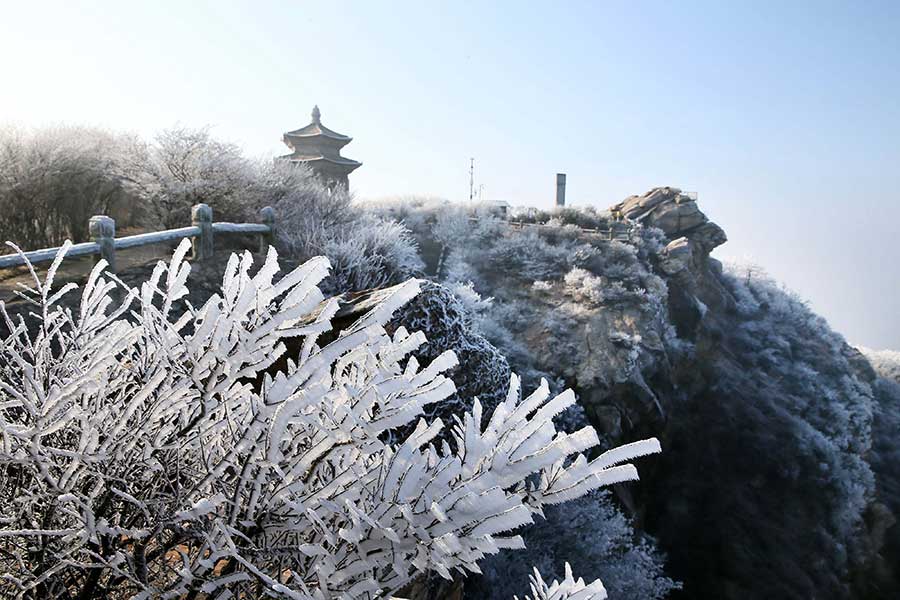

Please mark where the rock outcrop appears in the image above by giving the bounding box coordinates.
[659,236,694,281]
[613,186,727,252]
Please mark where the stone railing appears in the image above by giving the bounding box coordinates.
[507,219,633,240]
[467,216,633,241]
[0,203,276,273]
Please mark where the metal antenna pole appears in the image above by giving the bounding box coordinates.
[469,158,475,202]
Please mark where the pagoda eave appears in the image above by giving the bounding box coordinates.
[281,156,361,173]
[283,127,351,142]
[283,134,351,152]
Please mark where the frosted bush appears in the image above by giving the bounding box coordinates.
[322,216,425,293]
[860,348,900,383]
[445,281,501,339]
[516,564,608,600]
[447,281,494,315]
[506,206,612,231]
[0,125,145,248]
[0,240,659,599]
[471,492,679,600]
[487,230,571,282]
[626,225,667,259]
[388,282,510,440]
[273,178,424,294]
[368,196,451,235]
[431,206,473,247]
[266,162,358,258]
[432,205,505,250]
[563,268,606,305]
[440,250,479,287]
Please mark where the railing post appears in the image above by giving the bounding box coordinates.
[259,206,276,254]
[191,203,213,260]
[89,215,116,272]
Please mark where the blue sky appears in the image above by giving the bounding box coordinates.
[2,1,898,349]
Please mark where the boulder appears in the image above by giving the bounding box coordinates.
[611,187,726,252]
[691,221,728,252]
[659,237,693,276]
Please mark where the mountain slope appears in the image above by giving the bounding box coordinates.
[381,189,896,599]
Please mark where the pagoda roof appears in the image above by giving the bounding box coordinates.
[280,153,362,168]
[284,105,352,142]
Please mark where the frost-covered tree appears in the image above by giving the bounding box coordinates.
[137,126,261,228]
[0,240,659,599]
[0,125,145,248]
[262,161,359,259]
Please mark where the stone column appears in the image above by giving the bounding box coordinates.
[89,215,116,272]
[191,203,213,260]
[259,206,276,254]
[556,173,566,207]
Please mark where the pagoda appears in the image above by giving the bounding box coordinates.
[280,106,361,188]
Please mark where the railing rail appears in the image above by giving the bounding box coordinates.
[467,216,633,240]
[0,203,275,272]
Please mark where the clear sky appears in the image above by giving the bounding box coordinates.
[2,1,898,349]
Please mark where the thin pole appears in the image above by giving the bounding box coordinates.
[469,158,475,202]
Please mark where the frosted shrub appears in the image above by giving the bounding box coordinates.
[431,204,504,249]
[470,491,679,600]
[487,230,571,282]
[387,281,510,440]
[516,564,609,600]
[626,225,666,260]
[0,240,659,599]
[563,268,605,305]
[507,206,612,231]
[266,162,358,258]
[273,179,423,294]
[860,348,900,383]
[445,281,506,341]
[447,281,494,316]
[322,216,425,294]
[0,125,145,248]
[368,196,449,234]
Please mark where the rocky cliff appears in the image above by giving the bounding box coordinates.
[610,190,891,599]
[387,188,897,599]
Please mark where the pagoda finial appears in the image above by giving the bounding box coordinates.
[311,105,321,124]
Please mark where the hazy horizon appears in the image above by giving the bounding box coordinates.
[1,0,898,349]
